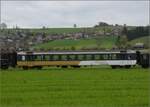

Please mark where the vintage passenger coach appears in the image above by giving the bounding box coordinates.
[0,50,149,69]
[17,51,139,69]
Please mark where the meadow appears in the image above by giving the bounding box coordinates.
[0,67,149,107]
[129,36,149,47]
[32,35,149,51]
[31,28,85,34]
[33,36,117,50]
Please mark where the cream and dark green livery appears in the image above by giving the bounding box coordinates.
[17,51,137,69]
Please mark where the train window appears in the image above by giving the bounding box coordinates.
[75,54,78,60]
[111,54,116,60]
[108,54,112,60]
[77,54,84,60]
[143,54,147,60]
[94,54,100,60]
[53,55,59,61]
[89,54,94,60]
[61,55,68,61]
[86,55,92,60]
[123,54,126,60]
[49,55,53,61]
[99,54,104,60]
[41,55,44,60]
[33,55,37,60]
[27,55,34,61]
[68,55,76,60]
[25,56,28,61]
[42,55,50,60]
[31,55,34,61]
[118,54,130,60]
[117,54,125,60]
[34,55,42,61]
[32,55,36,60]
[103,54,108,60]
[132,54,136,60]
[116,54,120,60]
[44,55,50,61]
[124,54,128,60]
[17,55,22,61]
[127,55,131,60]
[120,54,124,60]
[82,54,86,60]
[22,55,25,61]
[58,55,62,60]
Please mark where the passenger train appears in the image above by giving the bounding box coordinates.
[0,50,149,69]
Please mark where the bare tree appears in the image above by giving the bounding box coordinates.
[0,23,7,29]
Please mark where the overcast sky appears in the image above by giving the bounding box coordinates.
[1,1,149,28]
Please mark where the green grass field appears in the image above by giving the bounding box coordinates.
[28,27,110,35]
[129,36,149,45]
[33,36,117,50]
[31,28,85,34]
[0,67,149,107]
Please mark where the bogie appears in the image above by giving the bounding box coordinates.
[23,66,29,70]
[125,65,131,69]
[1,65,9,70]
[61,66,68,68]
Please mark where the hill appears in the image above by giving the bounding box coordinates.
[32,36,117,50]
[1,25,148,51]
[129,36,149,44]
[129,36,149,48]
[30,28,86,34]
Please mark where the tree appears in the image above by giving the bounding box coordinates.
[94,22,109,28]
[0,23,7,29]
[71,46,76,50]
[116,35,128,49]
[126,26,149,40]
[42,26,46,29]
[122,24,127,35]
[98,22,109,26]
[73,24,77,28]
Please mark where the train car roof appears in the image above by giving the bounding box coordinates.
[18,50,136,55]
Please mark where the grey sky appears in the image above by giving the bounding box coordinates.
[1,1,149,28]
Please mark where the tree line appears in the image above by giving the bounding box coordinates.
[123,25,149,40]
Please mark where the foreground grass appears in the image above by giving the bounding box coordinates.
[0,67,149,107]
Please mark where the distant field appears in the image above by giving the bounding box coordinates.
[29,27,110,34]
[0,67,149,107]
[33,36,117,50]
[31,28,86,34]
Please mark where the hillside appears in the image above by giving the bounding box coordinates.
[32,36,117,50]
[129,36,149,44]
[129,36,149,48]
[1,24,148,51]
[30,28,86,34]
[28,26,114,35]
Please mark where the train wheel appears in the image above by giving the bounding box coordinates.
[36,66,42,70]
[111,65,117,69]
[125,65,131,69]
[1,66,8,70]
[72,65,80,68]
[119,66,124,68]
[23,66,29,70]
[61,66,68,68]
[142,65,149,68]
